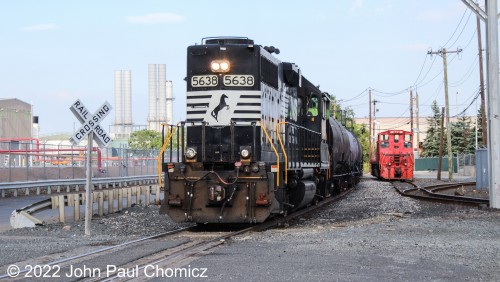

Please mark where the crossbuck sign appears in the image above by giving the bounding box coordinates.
[69,99,113,147]
[69,99,113,236]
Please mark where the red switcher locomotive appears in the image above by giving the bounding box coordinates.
[371,130,414,181]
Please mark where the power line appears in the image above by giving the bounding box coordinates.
[449,56,479,86]
[452,89,481,117]
[414,54,438,87]
[412,53,429,86]
[341,88,369,102]
[442,7,469,48]
[447,10,473,49]
[371,88,408,97]
[461,29,478,51]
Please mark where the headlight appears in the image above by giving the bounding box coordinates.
[210,60,230,73]
[240,149,250,159]
[211,62,220,71]
[185,147,197,159]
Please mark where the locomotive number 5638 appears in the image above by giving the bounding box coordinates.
[223,75,254,86]
[191,75,218,87]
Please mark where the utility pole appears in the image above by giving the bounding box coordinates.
[410,89,414,135]
[461,0,500,209]
[372,99,378,139]
[438,107,445,180]
[416,91,420,154]
[369,88,372,165]
[477,13,487,147]
[428,48,462,182]
[485,0,500,209]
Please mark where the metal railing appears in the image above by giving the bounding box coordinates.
[0,141,174,183]
[0,175,158,197]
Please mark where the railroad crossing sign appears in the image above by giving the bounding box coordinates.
[69,99,113,236]
[69,99,113,147]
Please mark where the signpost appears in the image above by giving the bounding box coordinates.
[69,99,112,235]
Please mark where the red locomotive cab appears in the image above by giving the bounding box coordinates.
[371,130,414,181]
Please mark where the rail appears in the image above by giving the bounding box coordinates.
[392,181,488,206]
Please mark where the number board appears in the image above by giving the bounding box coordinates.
[190,75,255,87]
[223,75,254,86]
[191,75,218,87]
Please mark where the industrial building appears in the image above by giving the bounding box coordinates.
[110,65,174,142]
[0,98,38,167]
[111,70,138,140]
[147,64,174,131]
[0,98,35,139]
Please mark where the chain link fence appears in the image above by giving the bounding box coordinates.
[0,141,177,183]
[456,153,476,177]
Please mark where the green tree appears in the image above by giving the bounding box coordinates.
[451,115,476,154]
[450,115,475,154]
[352,122,370,172]
[421,101,444,157]
[476,109,485,147]
[128,129,162,150]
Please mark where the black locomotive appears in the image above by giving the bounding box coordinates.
[159,37,362,223]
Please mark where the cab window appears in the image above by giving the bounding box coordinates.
[404,134,412,148]
[307,96,318,117]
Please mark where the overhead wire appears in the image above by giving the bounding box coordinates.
[341,88,369,103]
[446,10,473,49]
[442,7,469,48]
[452,88,481,117]
[358,8,478,128]
[412,53,429,86]
[414,54,437,87]
[449,56,479,87]
[371,88,408,97]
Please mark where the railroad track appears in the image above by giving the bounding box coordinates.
[1,186,353,281]
[0,227,192,280]
[392,181,489,206]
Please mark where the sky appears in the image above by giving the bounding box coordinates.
[0,0,488,136]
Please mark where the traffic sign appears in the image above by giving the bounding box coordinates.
[69,100,113,147]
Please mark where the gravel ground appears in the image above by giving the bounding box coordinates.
[1,174,499,281]
[181,177,500,281]
[0,204,191,266]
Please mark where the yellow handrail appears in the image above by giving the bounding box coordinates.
[260,120,280,187]
[276,121,288,184]
[157,125,178,189]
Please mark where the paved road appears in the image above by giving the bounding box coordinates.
[0,195,53,232]
[0,193,163,232]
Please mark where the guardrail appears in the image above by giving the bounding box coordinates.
[0,175,159,197]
